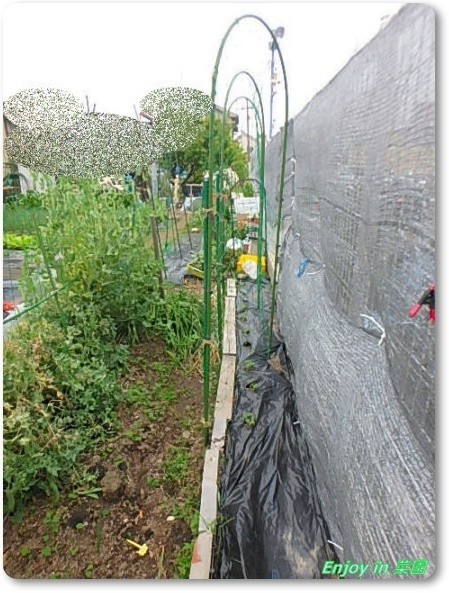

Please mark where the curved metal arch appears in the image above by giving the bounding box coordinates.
[223,95,264,181]
[221,70,266,140]
[203,14,290,426]
[215,91,266,351]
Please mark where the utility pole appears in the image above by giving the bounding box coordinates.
[151,161,158,201]
[139,110,159,202]
[269,41,275,140]
[269,26,285,140]
[246,97,251,162]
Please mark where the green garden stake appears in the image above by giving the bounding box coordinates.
[201,174,212,438]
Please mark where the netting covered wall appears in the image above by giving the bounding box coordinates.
[264,4,435,573]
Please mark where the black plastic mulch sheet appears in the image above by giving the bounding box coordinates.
[218,280,335,579]
[163,230,201,284]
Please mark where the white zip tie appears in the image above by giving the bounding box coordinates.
[360,314,386,346]
[327,540,344,552]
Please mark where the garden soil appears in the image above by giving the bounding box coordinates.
[3,338,204,579]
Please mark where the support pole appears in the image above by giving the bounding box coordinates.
[202,174,212,437]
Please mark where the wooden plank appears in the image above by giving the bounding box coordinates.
[211,356,235,448]
[188,447,219,579]
[190,279,237,580]
[189,532,213,579]
[197,448,219,533]
[226,277,237,297]
[213,355,235,419]
[222,296,236,355]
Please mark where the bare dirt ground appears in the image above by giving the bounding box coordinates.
[3,338,205,579]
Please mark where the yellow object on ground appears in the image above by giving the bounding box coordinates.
[237,254,267,274]
[125,538,149,557]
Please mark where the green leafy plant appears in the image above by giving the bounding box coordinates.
[124,420,143,443]
[174,541,195,579]
[41,546,53,558]
[69,468,103,500]
[3,178,203,516]
[3,233,37,250]
[152,288,202,359]
[150,361,174,378]
[69,487,102,500]
[3,308,126,514]
[19,546,31,558]
[172,497,200,532]
[124,385,149,405]
[243,360,255,371]
[44,510,60,534]
[241,412,256,428]
[50,572,64,579]
[162,446,190,486]
[146,476,162,489]
[3,200,47,235]
[84,564,94,579]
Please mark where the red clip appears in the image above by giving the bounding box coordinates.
[408,303,422,318]
[409,284,435,324]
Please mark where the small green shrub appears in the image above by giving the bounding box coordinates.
[152,288,202,359]
[3,233,38,250]
[3,311,127,514]
[3,178,203,515]
[3,201,47,235]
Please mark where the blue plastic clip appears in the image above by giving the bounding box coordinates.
[296,258,310,278]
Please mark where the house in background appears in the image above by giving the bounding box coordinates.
[234,129,257,161]
[3,113,52,199]
[213,105,239,134]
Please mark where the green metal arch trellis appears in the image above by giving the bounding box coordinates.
[202,14,290,431]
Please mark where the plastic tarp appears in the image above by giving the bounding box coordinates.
[263,4,435,575]
[218,281,335,579]
[163,230,201,284]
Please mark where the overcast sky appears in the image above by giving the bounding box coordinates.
[2,1,410,138]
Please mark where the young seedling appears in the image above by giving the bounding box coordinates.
[243,360,255,371]
[241,412,256,428]
[41,546,53,558]
[84,564,94,578]
[146,476,161,489]
[20,546,31,558]
[124,420,143,443]
[44,510,60,535]
[50,572,64,579]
